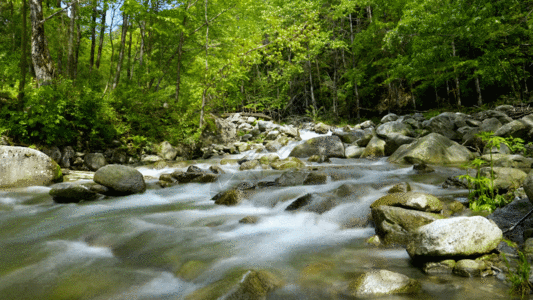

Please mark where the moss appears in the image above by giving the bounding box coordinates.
[271,157,305,170]
[52,161,63,183]
[214,189,242,206]
[177,260,209,281]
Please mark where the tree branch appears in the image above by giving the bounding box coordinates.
[39,0,87,25]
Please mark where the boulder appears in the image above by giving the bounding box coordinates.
[158,141,178,160]
[372,205,442,245]
[387,182,412,193]
[42,146,61,163]
[314,122,330,134]
[407,216,502,261]
[141,155,163,163]
[473,110,512,125]
[381,113,399,123]
[478,167,526,191]
[307,155,330,163]
[265,141,282,152]
[355,128,374,147]
[423,260,456,274]
[383,134,416,156]
[333,130,365,144]
[355,120,375,130]
[239,216,259,224]
[376,121,414,138]
[494,120,530,140]
[84,153,107,171]
[213,189,243,206]
[422,112,467,140]
[360,136,386,158]
[60,146,75,168]
[271,157,305,170]
[371,192,443,212]
[285,193,336,214]
[388,133,474,165]
[453,259,487,277]
[0,146,63,188]
[276,171,309,186]
[481,154,533,170]
[239,160,260,171]
[345,145,364,159]
[289,136,345,158]
[413,162,435,173]
[523,172,533,204]
[49,182,99,203]
[347,270,420,297]
[93,164,146,196]
[279,125,299,138]
[303,172,328,185]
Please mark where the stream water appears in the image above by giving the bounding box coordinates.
[0,131,513,299]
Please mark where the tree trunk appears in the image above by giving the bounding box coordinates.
[175,31,185,102]
[199,0,209,128]
[127,25,133,80]
[366,6,372,23]
[112,13,128,90]
[74,12,81,80]
[95,5,105,69]
[410,82,416,110]
[307,44,316,110]
[452,39,461,106]
[349,13,360,122]
[89,0,97,72]
[67,0,77,79]
[18,0,29,102]
[475,74,483,106]
[29,0,55,86]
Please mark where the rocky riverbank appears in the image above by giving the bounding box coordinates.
[4,105,533,298]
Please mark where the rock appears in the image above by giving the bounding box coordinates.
[423,260,456,274]
[60,146,75,168]
[110,149,127,164]
[381,113,399,123]
[84,153,107,171]
[259,154,279,165]
[289,136,345,158]
[187,165,203,173]
[279,125,299,138]
[422,112,468,140]
[49,182,99,203]
[240,160,260,171]
[214,189,243,206]
[360,136,386,158]
[158,173,177,188]
[355,120,375,130]
[314,122,330,134]
[93,164,146,196]
[141,155,163,163]
[473,110,513,125]
[307,155,330,163]
[239,216,259,224]
[200,116,238,148]
[388,133,475,165]
[303,172,327,185]
[413,162,435,173]
[480,118,503,133]
[524,172,533,204]
[371,192,443,212]
[238,122,253,132]
[276,171,309,186]
[483,142,511,155]
[265,130,279,141]
[333,130,365,144]
[240,133,253,142]
[387,182,412,193]
[209,165,226,174]
[186,269,283,300]
[481,154,533,170]
[488,198,533,244]
[265,141,282,152]
[383,134,416,156]
[477,167,526,191]
[0,146,63,188]
[494,119,530,140]
[158,141,178,160]
[355,128,374,147]
[271,157,305,170]
[345,145,364,158]
[257,120,270,132]
[285,193,336,214]
[376,121,414,138]
[347,270,420,297]
[372,205,442,245]
[172,171,217,184]
[407,216,502,261]
[42,146,62,163]
[453,259,487,277]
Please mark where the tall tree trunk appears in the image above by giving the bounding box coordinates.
[29,0,55,86]
[307,44,316,110]
[475,73,483,106]
[89,0,97,72]
[112,13,128,90]
[199,0,209,128]
[127,25,133,80]
[366,6,372,23]
[410,82,416,110]
[74,13,81,80]
[446,79,450,105]
[349,13,360,122]
[95,5,105,69]
[452,39,461,106]
[175,31,185,102]
[67,0,77,79]
[18,0,29,102]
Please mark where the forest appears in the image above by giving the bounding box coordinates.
[0,0,532,149]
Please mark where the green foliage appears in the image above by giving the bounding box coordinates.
[458,131,524,212]
[501,241,533,298]
[305,105,324,122]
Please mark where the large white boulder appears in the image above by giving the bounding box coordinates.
[0,146,62,188]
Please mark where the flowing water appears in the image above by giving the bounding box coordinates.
[0,132,513,299]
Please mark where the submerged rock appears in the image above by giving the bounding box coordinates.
[49,182,99,203]
[371,192,443,212]
[347,269,420,297]
[93,164,146,196]
[360,136,386,158]
[285,193,336,214]
[213,189,243,206]
[271,157,305,170]
[0,146,63,188]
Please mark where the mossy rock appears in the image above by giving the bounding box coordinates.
[185,269,283,300]
[387,182,412,193]
[220,159,239,165]
[177,260,209,281]
[370,192,443,213]
[271,157,305,170]
[347,269,421,296]
[214,189,243,206]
